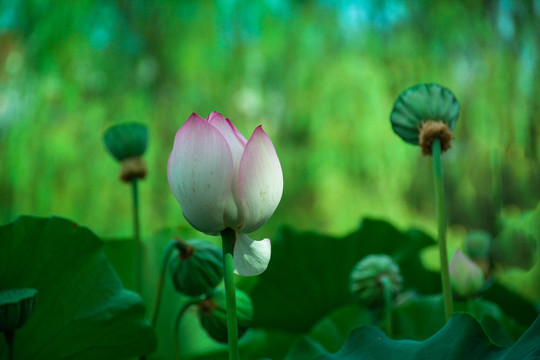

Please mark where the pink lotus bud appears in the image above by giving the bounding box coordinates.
[168,112,283,276]
[449,250,484,298]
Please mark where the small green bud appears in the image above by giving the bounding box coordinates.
[449,250,484,298]
[491,228,537,271]
[103,122,149,182]
[390,83,460,155]
[464,230,492,276]
[0,288,38,332]
[464,231,492,259]
[197,288,253,343]
[169,239,223,297]
[349,254,402,308]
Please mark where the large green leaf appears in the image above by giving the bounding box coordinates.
[310,313,540,360]
[250,218,440,332]
[393,295,525,346]
[0,216,156,359]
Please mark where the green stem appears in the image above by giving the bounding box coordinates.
[174,298,202,360]
[150,240,179,327]
[432,139,453,321]
[4,331,14,360]
[220,228,239,360]
[490,148,502,232]
[131,179,142,294]
[380,276,393,337]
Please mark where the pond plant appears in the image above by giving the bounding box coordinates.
[1,84,540,360]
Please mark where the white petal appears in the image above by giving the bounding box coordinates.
[207,111,247,228]
[167,113,234,234]
[233,233,271,276]
[237,126,283,233]
[207,111,247,170]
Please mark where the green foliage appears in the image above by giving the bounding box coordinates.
[292,313,540,360]
[0,216,156,359]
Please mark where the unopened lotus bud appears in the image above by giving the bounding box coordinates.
[197,288,253,343]
[449,250,484,298]
[169,239,223,297]
[349,254,402,308]
[103,122,149,182]
[0,288,37,332]
[491,228,537,271]
[390,83,460,155]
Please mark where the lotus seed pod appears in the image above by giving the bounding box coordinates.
[449,250,484,298]
[169,240,223,297]
[491,228,537,271]
[464,231,492,259]
[390,83,460,155]
[0,288,37,332]
[349,254,402,308]
[103,122,149,182]
[197,288,253,343]
[464,231,492,276]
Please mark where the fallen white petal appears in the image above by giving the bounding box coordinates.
[233,232,271,276]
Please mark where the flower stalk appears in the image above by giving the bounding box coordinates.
[4,331,14,360]
[380,276,393,337]
[432,139,453,320]
[150,240,179,327]
[131,178,143,293]
[174,298,202,360]
[221,228,240,360]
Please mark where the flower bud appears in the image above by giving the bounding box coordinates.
[491,228,537,271]
[103,122,149,182]
[349,254,402,308]
[197,288,253,343]
[169,239,223,297]
[449,250,484,298]
[0,288,38,332]
[390,83,460,155]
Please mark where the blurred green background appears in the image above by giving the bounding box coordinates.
[1,1,540,358]
[1,0,540,276]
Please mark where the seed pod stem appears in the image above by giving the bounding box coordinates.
[150,240,178,327]
[433,139,453,320]
[174,298,202,360]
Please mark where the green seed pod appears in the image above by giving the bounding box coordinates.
[349,254,402,308]
[197,288,253,343]
[0,288,38,332]
[103,122,149,161]
[449,250,484,298]
[103,122,149,182]
[464,231,492,259]
[390,83,460,155]
[169,240,223,297]
[491,228,537,272]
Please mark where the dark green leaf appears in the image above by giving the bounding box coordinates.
[0,216,156,359]
[250,219,439,332]
[316,313,540,360]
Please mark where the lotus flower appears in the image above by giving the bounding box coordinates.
[449,250,484,298]
[168,112,283,276]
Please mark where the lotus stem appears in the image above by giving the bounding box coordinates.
[220,228,240,360]
[150,240,178,327]
[131,178,142,293]
[432,139,453,320]
[4,331,14,360]
[380,276,393,337]
[174,298,202,360]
